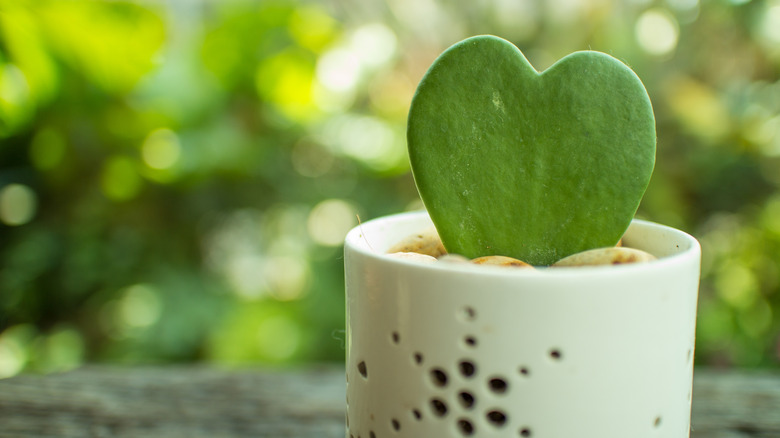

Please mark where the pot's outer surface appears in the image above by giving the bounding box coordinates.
[344,211,701,438]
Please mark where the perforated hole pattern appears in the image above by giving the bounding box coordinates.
[348,305,554,437]
[347,304,672,437]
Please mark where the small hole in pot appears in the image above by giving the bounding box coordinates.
[459,360,476,378]
[464,336,477,347]
[392,331,400,344]
[458,391,475,409]
[430,398,448,417]
[520,427,532,436]
[654,416,662,427]
[392,418,400,430]
[358,361,368,378]
[430,368,448,387]
[488,377,508,394]
[518,366,530,377]
[457,418,475,435]
[412,409,422,420]
[549,349,563,360]
[414,352,424,365]
[486,410,507,427]
[461,306,476,321]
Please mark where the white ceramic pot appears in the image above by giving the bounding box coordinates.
[344,211,701,438]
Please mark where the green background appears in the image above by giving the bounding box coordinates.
[1,0,779,376]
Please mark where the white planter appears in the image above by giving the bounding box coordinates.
[344,211,701,438]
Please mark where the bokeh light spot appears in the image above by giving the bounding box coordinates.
[668,0,699,11]
[636,9,679,56]
[368,71,415,118]
[493,0,539,40]
[0,341,23,378]
[255,50,316,122]
[0,63,30,110]
[119,284,162,328]
[39,0,165,94]
[226,254,268,301]
[141,128,181,170]
[38,327,85,373]
[667,0,700,22]
[316,48,361,93]
[312,80,356,113]
[289,6,338,51]
[350,23,397,68]
[745,111,780,154]
[716,263,758,310]
[319,114,407,172]
[264,256,309,301]
[663,76,730,142]
[307,199,357,246]
[0,325,34,379]
[256,314,302,361]
[0,183,38,226]
[761,3,780,44]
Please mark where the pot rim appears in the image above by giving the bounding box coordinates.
[345,210,701,278]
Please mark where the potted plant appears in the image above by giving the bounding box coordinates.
[344,35,701,438]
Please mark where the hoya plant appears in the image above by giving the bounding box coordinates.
[406,35,656,266]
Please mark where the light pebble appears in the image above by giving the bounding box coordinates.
[471,255,534,268]
[386,252,438,263]
[386,226,447,258]
[437,254,470,264]
[552,247,656,267]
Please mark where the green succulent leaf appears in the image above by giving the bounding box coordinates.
[407,35,656,266]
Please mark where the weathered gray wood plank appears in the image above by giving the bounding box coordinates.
[0,366,778,437]
[691,370,780,438]
[0,366,346,438]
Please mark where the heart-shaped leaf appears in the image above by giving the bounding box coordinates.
[407,35,656,266]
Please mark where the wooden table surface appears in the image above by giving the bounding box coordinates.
[0,366,778,437]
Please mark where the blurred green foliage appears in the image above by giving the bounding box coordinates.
[1,0,779,376]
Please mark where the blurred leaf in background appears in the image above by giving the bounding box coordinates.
[1,0,780,378]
